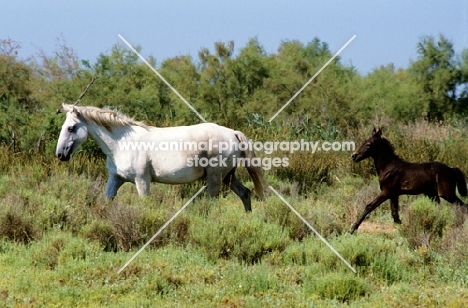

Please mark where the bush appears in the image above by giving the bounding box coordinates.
[81,219,117,252]
[107,203,141,252]
[138,208,190,247]
[260,198,310,240]
[321,235,421,284]
[222,264,281,296]
[303,272,369,302]
[190,206,291,263]
[399,197,455,249]
[436,220,468,266]
[0,194,41,243]
[275,151,339,195]
[31,236,66,269]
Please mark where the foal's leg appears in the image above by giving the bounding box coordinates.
[105,174,125,199]
[223,170,252,212]
[390,197,402,224]
[350,193,390,234]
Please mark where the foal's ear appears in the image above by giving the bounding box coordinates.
[372,127,382,138]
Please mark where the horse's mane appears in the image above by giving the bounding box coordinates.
[380,137,403,161]
[62,104,148,129]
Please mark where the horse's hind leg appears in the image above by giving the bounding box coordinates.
[135,176,151,196]
[438,181,468,207]
[437,176,467,206]
[390,197,402,224]
[205,169,222,198]
[223,169,252,212]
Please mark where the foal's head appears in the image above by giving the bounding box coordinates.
[351,127,383,162]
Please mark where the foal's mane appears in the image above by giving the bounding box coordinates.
[378,137,403,161]
[63,104,148,129]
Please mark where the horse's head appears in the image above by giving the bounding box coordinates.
[351,127,382,162]
[56,104,88,161]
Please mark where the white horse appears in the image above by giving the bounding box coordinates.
[56,104,265,211]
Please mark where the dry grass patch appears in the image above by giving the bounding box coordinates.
[0,194,41,243]
[358,221,396,235]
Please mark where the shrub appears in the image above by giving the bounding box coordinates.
[321,235,421,284]
[138,208,191,247]
[108,203,141,251]
[303,272,369,302]
[260,198,310,240]
[399,197,455,249]
[0,194,41,243]
[81,219,117,252]
[434,218,468,267]
[275,151,337,195]
[222,264,281,296]
[190,206,291,263]
[31,235,66,269]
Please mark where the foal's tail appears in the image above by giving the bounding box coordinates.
[454,167,468,196]
[235,131,266,200]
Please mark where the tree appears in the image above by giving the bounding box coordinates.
[354,64,425,122]
[91,45,170,124]
[197,39,271,125]
[0,39,35,150]
[456,49,468,113]
[160,55,201,124]
[409,35,461,120]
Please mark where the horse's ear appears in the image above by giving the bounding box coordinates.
[71,105,81,116]
[55,104,63,115]
[373,127,382,139]
[61,104,72,114]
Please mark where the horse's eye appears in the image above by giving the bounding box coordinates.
[68,126,74,133]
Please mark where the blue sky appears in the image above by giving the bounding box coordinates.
[2,1,467,74]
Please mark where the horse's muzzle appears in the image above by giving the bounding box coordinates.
[56,151,71,161]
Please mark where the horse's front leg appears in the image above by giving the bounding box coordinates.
[105,174,125,199]
[350,193,389,234]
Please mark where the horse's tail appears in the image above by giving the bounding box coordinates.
[234,131,266,200]
[454,167,468,196]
